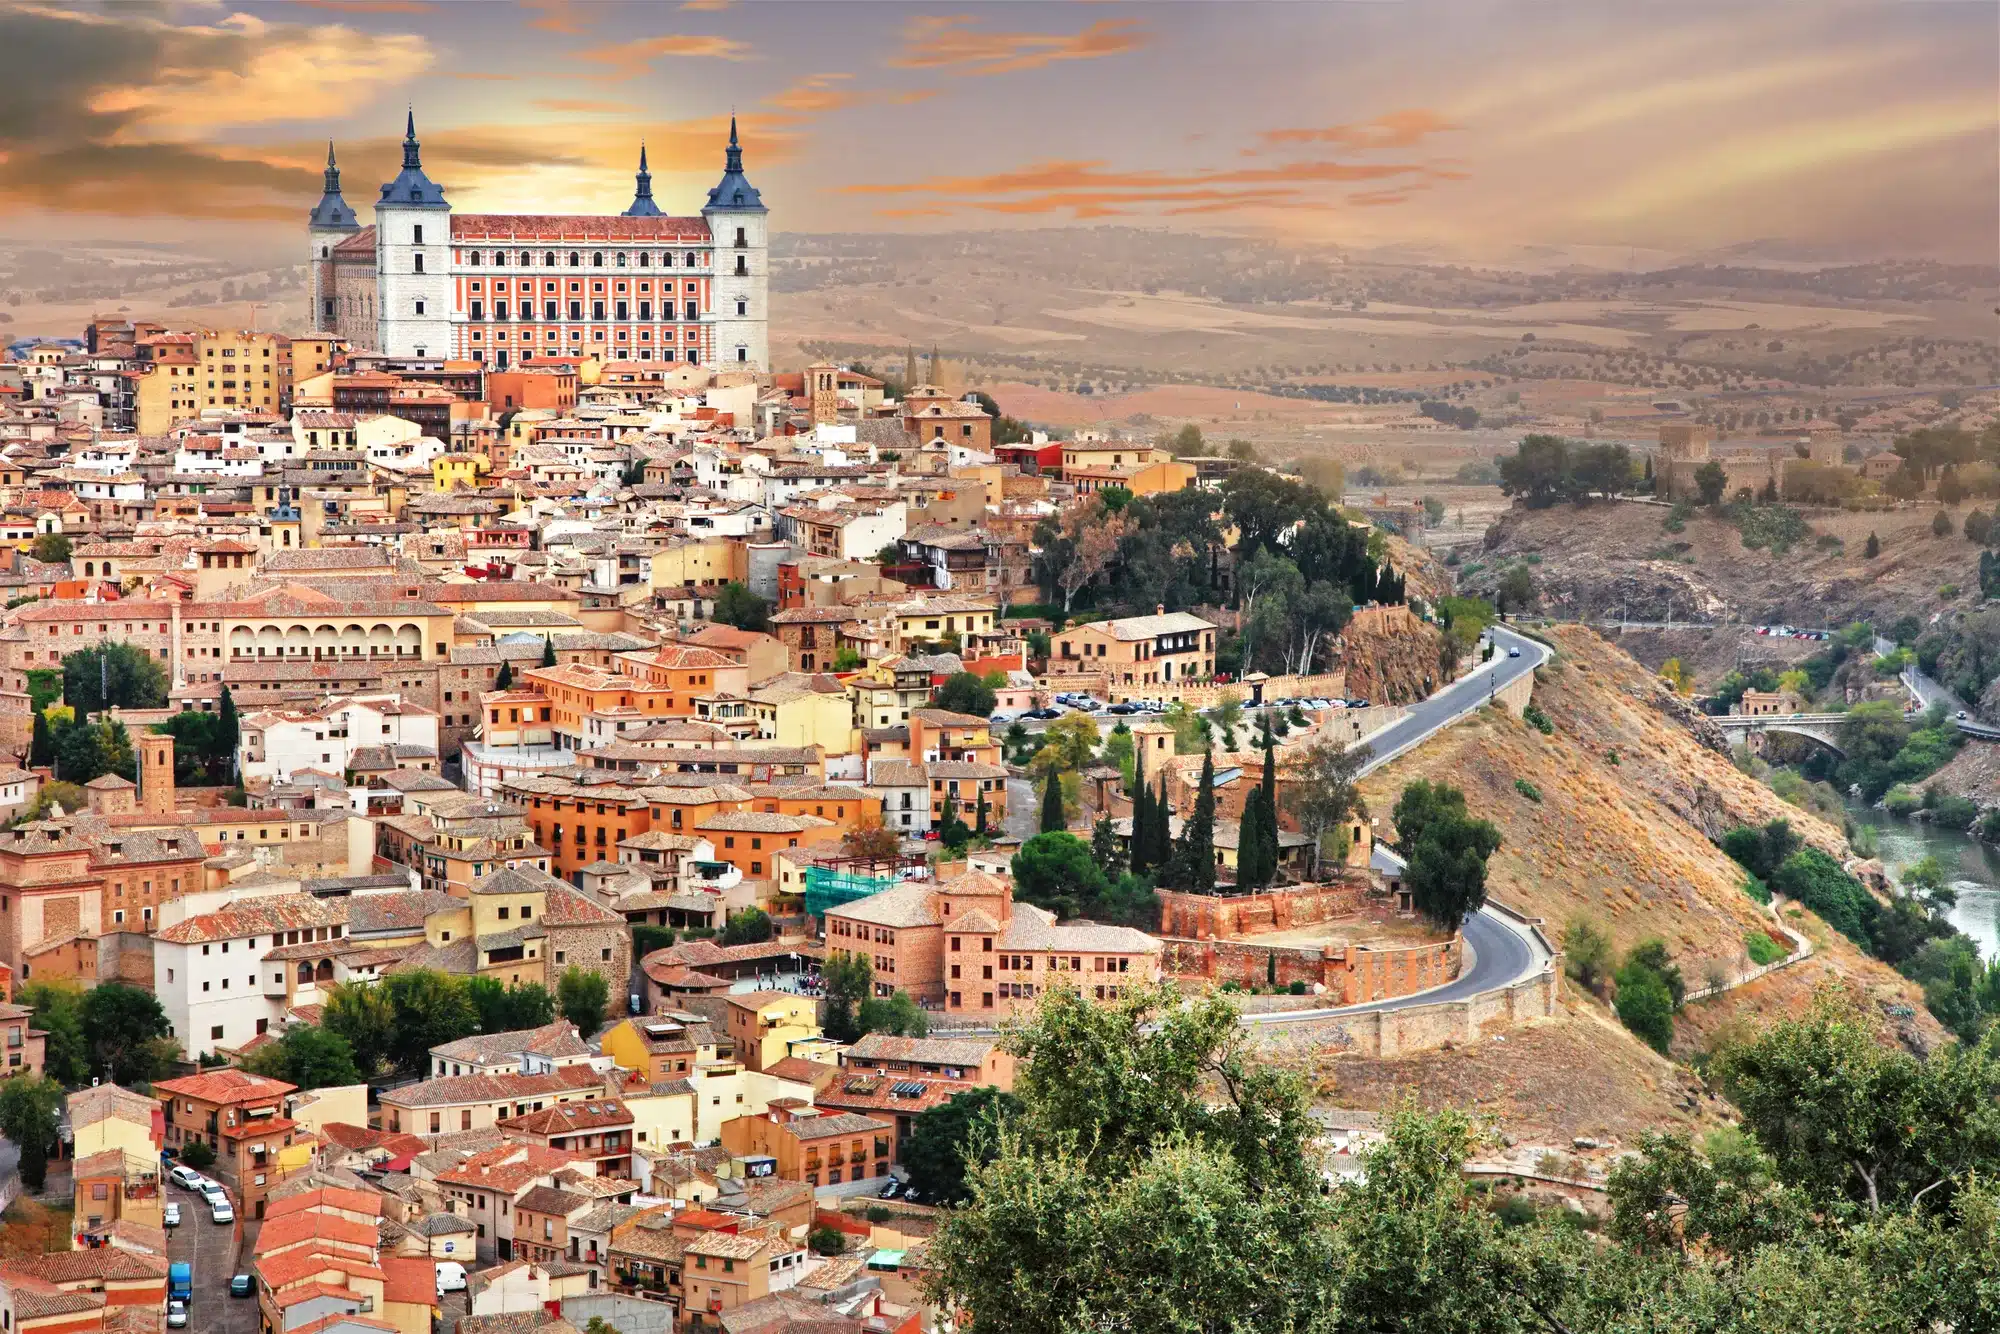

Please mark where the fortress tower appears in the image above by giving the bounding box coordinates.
[307,142,360,334]
[702,116,770,372]
[136,731,176,816]
[374,111,453,358]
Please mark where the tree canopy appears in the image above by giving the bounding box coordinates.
[1392,780,1501,932]
[711,581,771,632]
[933,671,998,719]
[62,643,167,717]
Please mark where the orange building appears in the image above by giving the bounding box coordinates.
[693,811,841,884]
[718,1107,894,1188]
[622,644,751,700]
[153,1069,312,1221]
[484,368,579,412]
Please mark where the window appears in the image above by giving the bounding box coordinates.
[210,1025,224,1040]
[415,299,426,315]
[414,254,424,273]
[414,224,424,244]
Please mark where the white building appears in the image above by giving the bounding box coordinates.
[238,694,440,782]
[154,895,351,1059]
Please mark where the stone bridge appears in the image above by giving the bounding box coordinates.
[1713,712,1848,754]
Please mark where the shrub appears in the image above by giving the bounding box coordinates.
[865,1206,892,1224]
[1514,778,1542,802]
[1928,794,1978,831]
[1975,808,2000,842]
[1614,967,1676,1054]
[1605,749,1620,765]
[1769,848,1878,947]
[1287,980,1308,995]
[1883,784,1924,817]
[179,1140,216,1169]
[1562,917,1614,995]
[808,1225,846,1256]
[1745,932,1786,966]
[1740,872,1771,905]
[1521,705,1554,735]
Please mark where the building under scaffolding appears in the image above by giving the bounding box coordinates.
[803,853,929,920]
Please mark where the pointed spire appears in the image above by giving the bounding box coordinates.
[310,139,358,230]
[704,112,765,211]
[724,114,744,172]
[322,141,341,194]
[624,140,662,216]
[402,107,422,170]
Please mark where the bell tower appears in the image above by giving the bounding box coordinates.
[307,141,360,335]
[137,732,176,817]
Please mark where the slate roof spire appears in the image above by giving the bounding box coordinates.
[308,140,358,230]
[623,141,663,217]
[704,114,765,212]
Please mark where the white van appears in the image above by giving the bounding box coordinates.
[436,1262,468,1296]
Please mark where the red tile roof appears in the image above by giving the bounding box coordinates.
[152,1069,294,1105]
[262,1187,384,1222]
[378,1256,435,1308]
[253,1211,380,1256]
[254,1250,386,1291]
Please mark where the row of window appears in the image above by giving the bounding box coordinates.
[464,250,710,268]
[469,279,702,295]
[470,300,704,321]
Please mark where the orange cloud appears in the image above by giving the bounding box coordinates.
[522,0,594,35]
[680,0,734,8]
[1257,108,1461,151]
[889,14,1147,76]
[530,98,636,114]
[765,74,938,114]
[576,33,753,80]
[287,0,434,12]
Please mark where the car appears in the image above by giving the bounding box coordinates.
[229,1275,253,1299]
[1508,647,1521,658]
[878,1178,904,1199]
[169,1165,205,1191]
[210,1198,234,1224]
[163,1202,181,1228]
[1106,703,1138,715]
[167,1303,188,1330]
[1348,699,1369,709]
[988,712,1012,726]
[436,1263,468,1297]
[1023,708,1062,720]
[901,1186,923,1204]
[1958,710,1969,720]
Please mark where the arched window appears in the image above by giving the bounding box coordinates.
[685,251,697,267]
[469,252,481,266]
[638,253,650,268]
[592,252,604,267]
[545,251,557,266]
[296,961,312,983]
[494,251,507,266]
[569,252,580,267]
[314,959,334,983]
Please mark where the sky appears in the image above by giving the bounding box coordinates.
[2,0,1995,264]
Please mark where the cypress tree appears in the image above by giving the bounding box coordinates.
[1040,768,1065,833]
[1150,778,1172,873]
[217,684,239,754]
[495,660,514,690]
[974,787,989,836]
[1130,783,1153,876]
[1257,715,1281,878]
[541,636,557,667]
[1177,752,1217,894]
[1237,792,1267,890]
[29,713,50,769]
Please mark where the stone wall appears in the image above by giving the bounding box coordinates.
[1242,967,1560,1060]
[1161,933,1461,1004]
[1157,880,1368,939]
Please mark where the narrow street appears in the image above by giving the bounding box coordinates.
[165,1180,258,1334]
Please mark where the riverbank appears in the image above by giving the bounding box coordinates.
[1848,804,2000,961]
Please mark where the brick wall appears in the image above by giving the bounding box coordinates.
[1157,881,1368,939]
[1161,934,1461,1003]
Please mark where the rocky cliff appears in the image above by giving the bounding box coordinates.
[1338,606,1446,705]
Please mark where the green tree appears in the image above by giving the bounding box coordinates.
[28,712,51,769]
[1011,832,1108,920]
[938,794,971,852]
[61,644,167,717]
[541,636,557,667]
[719,907,775,946]
[1694,459,1729,506]
[24,668,62,716]
[1561,917,1614,995]
[1170,751,1216,893]
[322,980,395,1077]
[1028,712,1099,777]
[711,581,771,632]
[1282,736,1367,878]
[18,980,88,1086]
[1090,813,1124,879]
[380,969,478,1075]
[1039,767,1065,833]
[903,1086,1022,1205]
[494,660,513,690]
[1392,780,1502,932]
[556,966,610,1036]
[821,952,874,1043]
[933,672,998,719]
[241,1024,363,1088]
[1129,781,1156,877]
[28,533,70,565]
[466,978,556,1033]
[176,1139,216,1170]
[79,983,174,1083]
[1497,563,1535,613]
[856,990,929,1038]
[1865,530,1881,557]
[1713,992,2000,1218]
[0,1075,64,1190]
[1236,787,1269,891]
[1614,939,1682,1053]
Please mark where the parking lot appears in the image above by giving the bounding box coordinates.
[165,1178,259,1334]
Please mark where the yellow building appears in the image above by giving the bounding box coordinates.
[1059,442,1170,474]
[623,1083,698,1152]
[648,537,747,591]
[1069,457,1196,497]
[887,596,998,654]
[468,867,550,981]
[750,673,856,754]
[722,991,821,1072]
[133,350,203,435]
[194,330,285,415]
[67,1084,160,1161]
[432,452,492,491]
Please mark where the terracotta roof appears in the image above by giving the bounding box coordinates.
[8,1247,167,1282]
[782,1112,891,1141]
[152,1069,294,1104]
[379,1064,603,1110]
[156,894,346,945]
[498,1099,634,1138]
[512,1185,590,1216]
[430,1021,588,1067]
[253,1210,380,1256]
[262,1186,385,1221]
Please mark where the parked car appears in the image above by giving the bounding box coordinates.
[1106,703,1138,715]
[436,1263,468,1296]
[210,1197,234,1224]
[1348,698,1369,709]
[167,1303,188,1330]
[1957,710,1969,720]
[163,1202,181,1228]
[169,1165,205,1191]
[1022,708,1062,720]
[229,1276,253,1299]
[878,1178,904,1199]
[901,1186,924,1204]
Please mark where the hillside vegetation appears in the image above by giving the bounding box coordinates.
[1356,627,1937,1060]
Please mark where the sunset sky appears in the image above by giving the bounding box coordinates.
[4,0,1995,263]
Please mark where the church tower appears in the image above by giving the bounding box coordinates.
[702,116,769,372]
[307,141,359,335]
[373,110,452,358]
[623,143,662,217]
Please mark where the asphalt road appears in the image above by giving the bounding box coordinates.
[1238,907,1540,1026]
[166,1178,255,1334]
[1354,624,1550,776]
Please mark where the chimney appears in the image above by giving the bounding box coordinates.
[1156,604,1165,615]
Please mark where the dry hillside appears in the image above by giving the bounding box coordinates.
[1324,626,1939,1137]
[1468,499,1977,630]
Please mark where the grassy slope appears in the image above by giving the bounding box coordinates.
[1317,625,1938,1140]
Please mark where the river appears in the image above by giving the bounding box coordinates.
[1847,805,2000,961]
